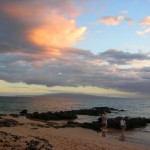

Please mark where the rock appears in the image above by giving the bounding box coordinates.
[27,107,123,121]
[20,109,28,116]
[65,121,101,132]
[0,131,53,150]
[66,116,149,132]
[70,107,122,116]
[9,114,19,118]
[79,121,101,131]
[0,119,19,127]
[145,118,150,123]
[27,111,77,121]
[126,117,147,129]
[105,117,147,130]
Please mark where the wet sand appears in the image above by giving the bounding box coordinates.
[107,128,150,148]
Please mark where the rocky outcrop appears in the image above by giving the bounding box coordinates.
[27,111,77,121]
[25,107,123,121]
[0,131,53,150]
[62,117,150,132]
[0,119,19,127]
[66,121,101,131]
[20,109,28,116]
[67,107,122,116]
[100,116,149,129]
[21,107,150,131]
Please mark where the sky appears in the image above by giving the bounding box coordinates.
[0,0,150,97]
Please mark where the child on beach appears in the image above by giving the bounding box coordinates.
[101,112,107,137]
[120,117,126,141]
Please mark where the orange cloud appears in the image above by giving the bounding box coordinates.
[28,14,86,57]
[98,15,124,26]
[2,1,86,57]
[140,16,150,25]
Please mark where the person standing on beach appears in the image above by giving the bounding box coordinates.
[101,112,107,137]
[120,117,126,141]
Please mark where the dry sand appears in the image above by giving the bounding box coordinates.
[0,115,149,150]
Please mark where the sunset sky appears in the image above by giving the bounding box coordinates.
[0,0,150,97]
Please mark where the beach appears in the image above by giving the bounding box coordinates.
[0,115,149,150]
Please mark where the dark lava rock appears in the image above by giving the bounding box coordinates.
[27,111,77,121]
[25,140,40,150]
[65,116,149,132]
[126,117,147,129]
[145,118,150,123]
[105,117,147,130]
[27,107,123,121]
[79,121,101,131]
[20,109,28,116]
[9,114,19,118]
[0,119,19,127]
[69,107,122,116]
[64,121,101,132]
[0,131,53,150]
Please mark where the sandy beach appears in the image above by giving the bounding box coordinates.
[0,115,149,150]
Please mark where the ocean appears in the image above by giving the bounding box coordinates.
[0,93,149,119]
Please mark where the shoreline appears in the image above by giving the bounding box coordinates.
[106,128,150,148]
[0,115,149,150]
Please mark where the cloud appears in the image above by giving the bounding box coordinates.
[124,17,134,25]
[97,15,134,26]
[1,48,150,95]
[97,15,124,26]
[99,49,149,64]
[0,0,86,57]
[28,15,86,57]
[136,28,150,36]
[136,16,150,36]
[0,0,82,19]
[129,60,150,68]
[140,16,150,25]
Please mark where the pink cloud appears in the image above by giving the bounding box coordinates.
[28,14,86,57]
[97,10,134,26]
[140,16,150,25]
[98,15,124,26]
[1,0,86,57]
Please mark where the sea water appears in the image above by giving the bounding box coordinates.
[0,94,149,119]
